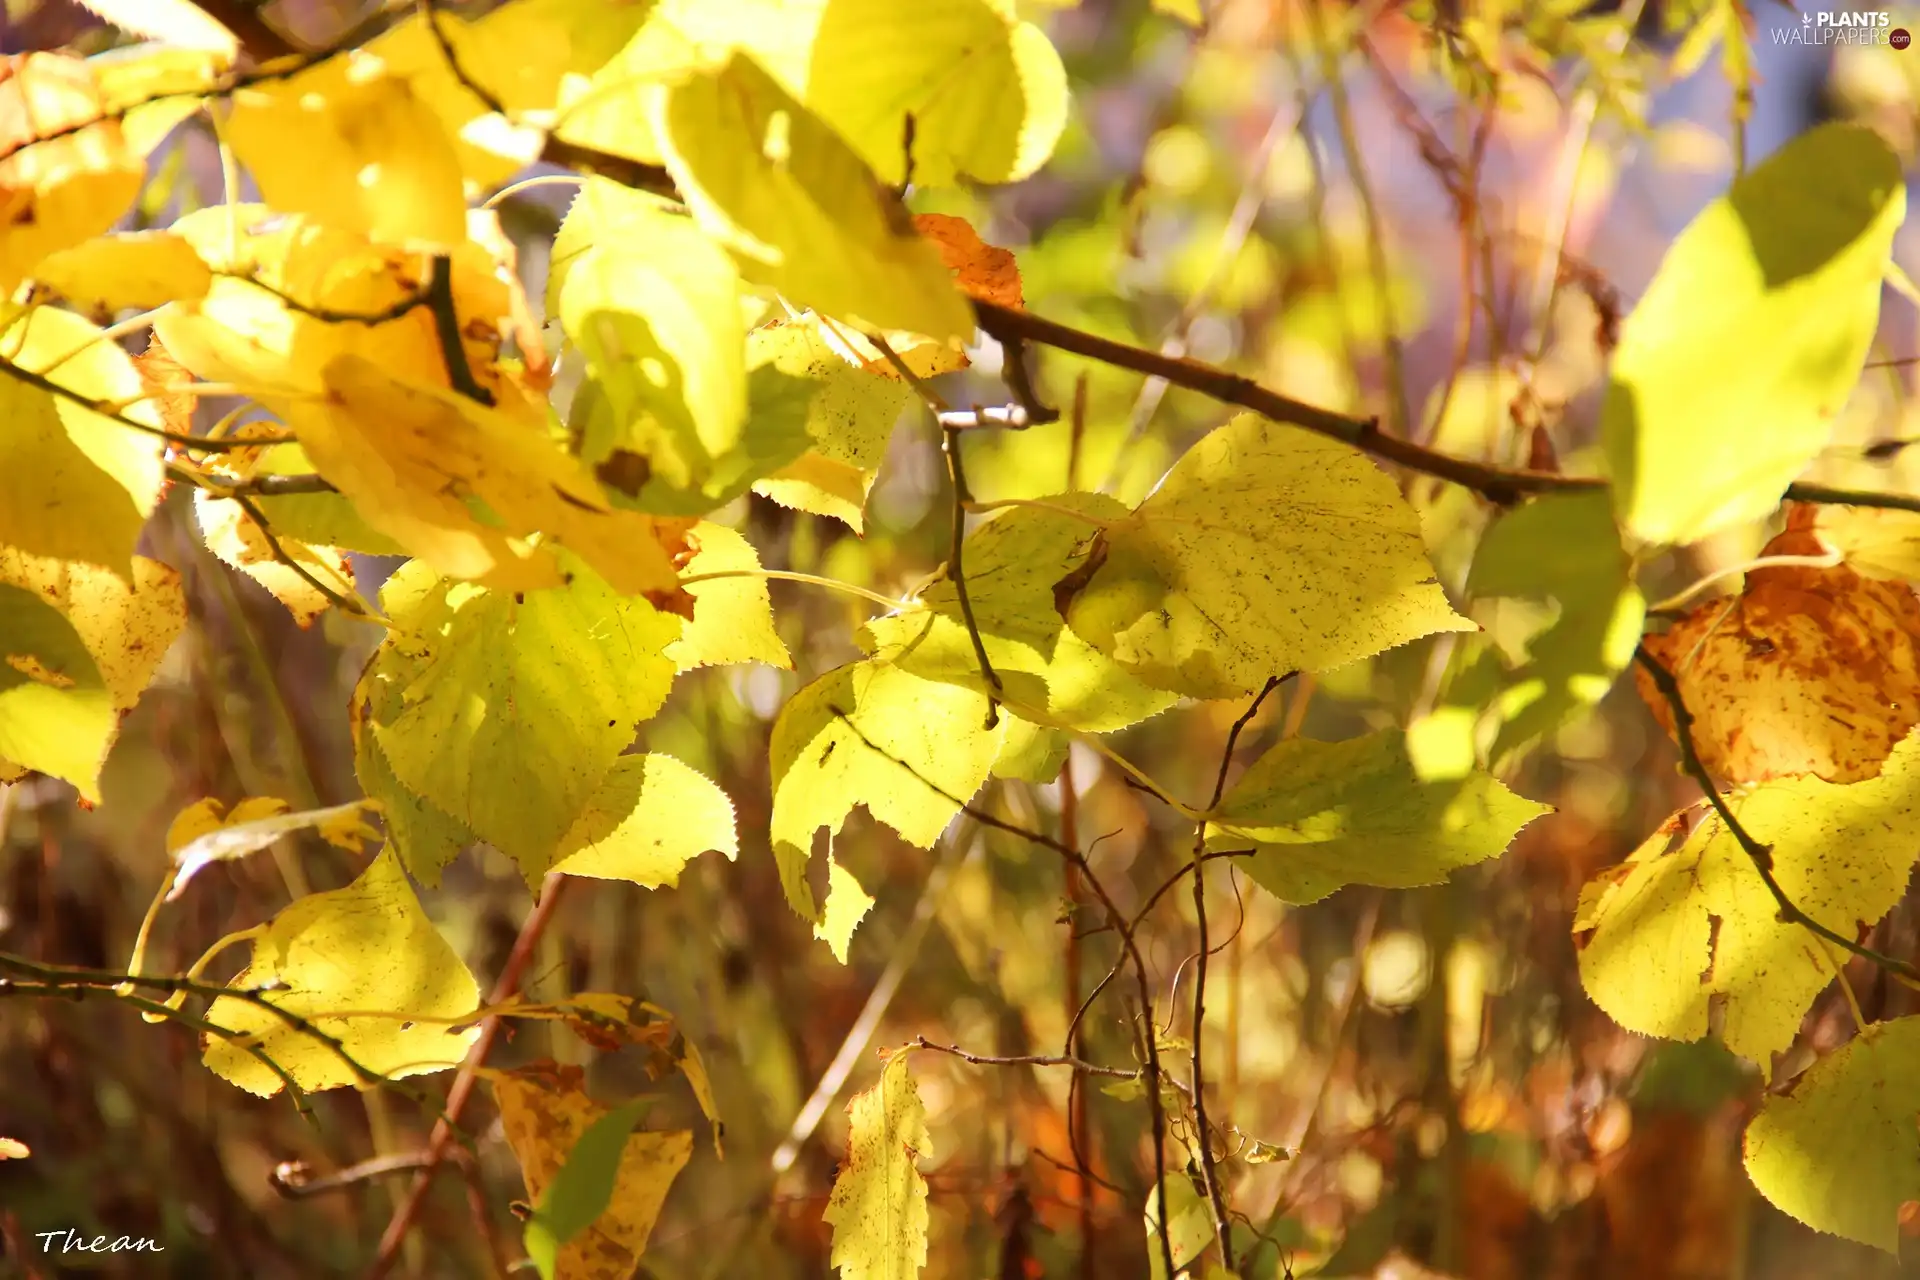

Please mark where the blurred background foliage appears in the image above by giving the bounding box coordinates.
[5,0,1920,1277]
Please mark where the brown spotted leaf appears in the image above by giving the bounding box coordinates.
[1637,527,1920,784]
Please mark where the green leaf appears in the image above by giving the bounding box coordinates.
[1744,1015,1920,1253]
[654,52,972,340]
[991,714,1070,784]
[1602,122,1905,546]
[552,753,738,887]
[1057,416,1473,700]
[351,640,476,887]
[1204,729,1551,905]
[525,1098,656,1280]
[1465,491,1646,764]
[201,846,482,1096]
[365,558,682,883]
[861,493,1178,732]
[769,660,1003,921]
[1575,730,1920,1069]
[551,178,756,514]
[1145,1172,1215,1280]
[825,1051,933,1280]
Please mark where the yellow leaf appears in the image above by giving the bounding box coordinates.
[1576,731,1920,1069]
[152,212,522,399]
[1057,415,1473,699]
[0,1136,27,1159]
[0,547,184,801]
[226,59,469,245]
[770,661,1002,923]
[0,53,146,289]
[813,852,874,964]
[754,451,874,532]
[288,355,691,602]
[494,1063,692,1278]
[666,521,790,671]
[553,754,738,887]
[646,0,1068,188]
[34,230,212,311]
[655,52,972,341]
[825,1051,933,1280]
[201,846,483,1096]
[167,797,380,899]
[75,0,239,56]
[194,489,358,627]
[0,307,167,580]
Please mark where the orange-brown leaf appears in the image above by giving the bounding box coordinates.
[914,212,1023,309]
[1637,528,1920,784]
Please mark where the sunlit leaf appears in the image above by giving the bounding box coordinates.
[75,0,239,56]
[1603,123,1905,546]
[665,520,791,671]
[366,559,681,883]
[166,797,381,900]
[1575,731,1920,1070]
[1744,1015,1920,1252]
[655,52,972,340]
[1204,729,1550,905]
[1146,1172,1215,1280]
[201,846,483,1095]
[1058,415,1473,699]
[861,492,1178,732]
[33,230,211,310]
[769,660,1002,921]
[495,1063,692,1280]
[825,1051,932,1280]
[553,753,737,887]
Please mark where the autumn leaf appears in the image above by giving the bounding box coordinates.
[914,213,1024,308]
[825,1051,933,1280]
[1636,525,1920,785]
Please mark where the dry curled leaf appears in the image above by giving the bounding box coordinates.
[1637,525,1920,784]
[913,212,1023,309]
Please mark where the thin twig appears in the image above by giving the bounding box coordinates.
[1633,646,1920,983]
[367,874,572,1279]
[423,254,492,406]
[909,1036,1138,1079]
[228,492,378,622]
[942,426,1003,727]
[1187,677,1283,1269]
[271,1152,436,1199]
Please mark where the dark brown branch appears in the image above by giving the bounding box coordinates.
[423,253,493,406]
[1632,646,1920,983]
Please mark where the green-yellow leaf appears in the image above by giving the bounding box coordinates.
[553,753,737,887]
[1744,1015,1920,1252]
[1466,491,1646,764]
[825,1051,933,1280]
[1602,122,1905,546]
[1058,416,1473,699]
[365,558,682,883]
[654,52,972,341]
[0,307,167,580]
[1204,728,1549,905]
[351,644,477,886]
[769,661,1003,921]
[201,846,482,1095]
[552,179,756,513]
[1575,731,1920,1070]
[666,520,792,671]
[991,714,1069,784]
[814,850,876,964]
[861,492,1178,732]
[1146,1172,1215,1280]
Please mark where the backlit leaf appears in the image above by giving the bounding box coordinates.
[769,661,1002,921]
[666,520,791,671]
[1636,525,1920,785]
[1575,731,1920,1069]
[1204,729,1551,905]
[366,558,681,882]
[1603,123,1905,546]
[1057,415,1473,699]
[553,753,738,887]
[201,846,483,1095]
[825,1051,933,1280]
[1744,1015,1920,1252]
[655,52,972,341]
[33,230,211,311]
[860,492,1177,732]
